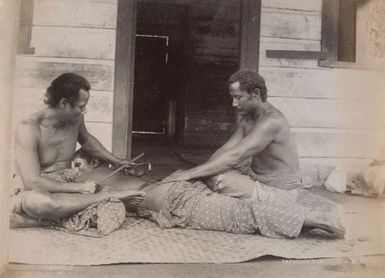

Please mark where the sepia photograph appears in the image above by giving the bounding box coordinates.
[0,0,384,277]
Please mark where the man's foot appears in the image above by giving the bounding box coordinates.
[10,213,45,228]
[303,204,346,239]
[104,189,146,212]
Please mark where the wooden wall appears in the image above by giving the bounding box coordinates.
[182,0,240,145]
[13,0,239,149]
[1,0,20,272]
[12,0,385,175]
[259,0,385,172]
[182,0,385,175]
[13,0,118,150]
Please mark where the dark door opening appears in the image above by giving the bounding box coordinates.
[133,34,170,135]
[133,1,189,143]
[132,0,246,147]
[113,0,260,157]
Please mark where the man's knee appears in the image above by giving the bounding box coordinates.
[205,174,223,191]
[205,171,236,191]
[207,170,256,199]
[21,190,61,219]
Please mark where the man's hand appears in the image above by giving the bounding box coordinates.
[162,170,193,183]
[77,180,98,194]
[111,158,134,168]
[113,154,145,168]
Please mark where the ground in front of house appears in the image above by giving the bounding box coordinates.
[4,140,385,278]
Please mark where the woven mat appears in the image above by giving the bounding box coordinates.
[9,216,385,265]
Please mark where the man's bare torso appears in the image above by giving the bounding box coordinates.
[28,111,79,173]
[240,105,299,175]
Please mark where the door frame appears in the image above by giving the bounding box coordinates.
[112,0,261,158]
[112,0,137,158]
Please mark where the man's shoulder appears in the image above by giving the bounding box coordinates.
[263,108,288,127]
[17,116,39,130]
[15,117,40,140]
[246,109,289,139]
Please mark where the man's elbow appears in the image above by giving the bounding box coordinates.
[80,140,91,150]
[224,152,244,168]
[23,177,44,190]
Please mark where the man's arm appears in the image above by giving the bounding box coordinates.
[15,121,94,193]
[206,122,244,162]
[78,118,127,166]
[165,116,281,181]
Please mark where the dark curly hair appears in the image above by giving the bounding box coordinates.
[73,148,107,167]
[44,73,91,107]
[228,69,267,102]
[73,148,94,164]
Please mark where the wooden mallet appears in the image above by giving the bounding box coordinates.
[97,152,145,185]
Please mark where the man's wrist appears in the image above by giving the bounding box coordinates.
[104,156,122,166]
[66,182,82,193]
[113,157,125,166]
[184,169,196,180]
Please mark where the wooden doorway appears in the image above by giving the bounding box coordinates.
[113,0,261,158]
[133,34,170,135]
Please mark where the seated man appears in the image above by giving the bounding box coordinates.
[157,69,345,237]
[163,69,307,198]
[11,72,145,230]
[74,149,345,239]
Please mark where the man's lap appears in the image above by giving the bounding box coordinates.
[206,169,299,203]
[10,170,77,216]
[206,168,341,218]
[10,170,126,234]
[10,189,127,236]
[10,189,66,228]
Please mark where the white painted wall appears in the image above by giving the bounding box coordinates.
[0,0,20,274]
[260,0,385,174]
[13,0,118,150]
[12,0,385,178]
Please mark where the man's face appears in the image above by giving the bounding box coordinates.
[64,89,89,123]
[229,81,256,115]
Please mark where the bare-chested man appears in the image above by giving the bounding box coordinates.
[155,69,345,238]
[11,73,145,228]
[164,69,300,190]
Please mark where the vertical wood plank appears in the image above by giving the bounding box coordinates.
[320,0,339,65]
[239,0,261,70]
[17,0,35,54]
[337,0,356,62]
[355,0,370,64]
[112,0,137,159]
[0,0,20,272]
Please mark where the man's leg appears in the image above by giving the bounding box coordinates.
[299,189,346,238]
[185,183,345,238]
[21,189,145,220]
[187,188,307,238]
[303,204,345,238]
[10,213,46,228]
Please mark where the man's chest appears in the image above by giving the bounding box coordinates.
[242,119,259,138]
[40,126,78,146]
[38,127,78,161]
